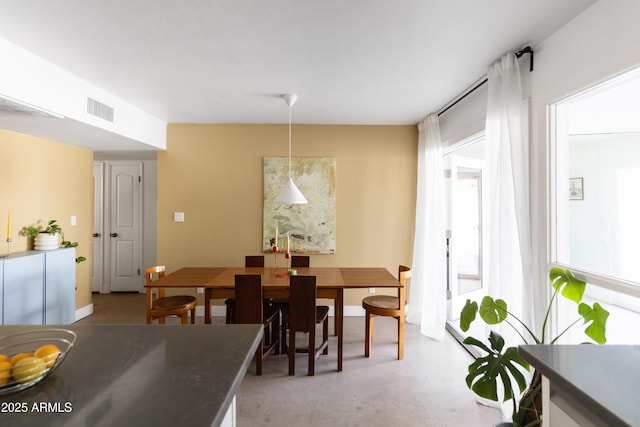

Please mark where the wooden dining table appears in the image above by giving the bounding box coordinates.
[145,266,402,372]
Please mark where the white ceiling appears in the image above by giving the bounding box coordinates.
[0,0,597,151]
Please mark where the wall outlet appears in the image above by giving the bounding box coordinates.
[174,212,185,222]
[369,288,375,294]
[197,287,204,294]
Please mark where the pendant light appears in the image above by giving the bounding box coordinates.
[275,94,308,204]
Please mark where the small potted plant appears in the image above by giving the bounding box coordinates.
[460,268,610,426]
[25,219,62,250]
[23,219,86,263]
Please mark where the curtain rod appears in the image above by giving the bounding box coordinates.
[437,45,534,117]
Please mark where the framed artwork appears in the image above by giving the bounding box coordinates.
[569,177,583,200]
[263,157,336,254]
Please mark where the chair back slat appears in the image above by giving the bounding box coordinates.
[290,255,310,268]
[399,265,411,286]
[289,275,317,332]
[235,275,263,324]
[146,266,166,298]
[245,256,265,267]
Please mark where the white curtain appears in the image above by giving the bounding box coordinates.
[484,52,533,346]
[407,113,447,341]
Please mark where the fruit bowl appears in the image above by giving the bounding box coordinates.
[0,329,77,395]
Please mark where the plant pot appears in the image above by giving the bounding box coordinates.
[34,233,60,250]
[493,423,513,427]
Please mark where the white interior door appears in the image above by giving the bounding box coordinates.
[108,163,142,292]
[92,163,104,293]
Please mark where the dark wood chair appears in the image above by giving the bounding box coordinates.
[226,255,265,323]
[284,275,330,376]
[290,255,310,268]
[362,265,411,359]
[233,274,280,375]
[277,255,310,349]
[146,265,197,324]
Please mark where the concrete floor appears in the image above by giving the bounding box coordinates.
[77,293,502,426]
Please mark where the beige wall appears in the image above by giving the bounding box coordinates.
[0,129,94,310]
[159,124,418,306]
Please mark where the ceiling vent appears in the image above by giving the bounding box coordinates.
[87,97,114,123]
[0,95,63,118]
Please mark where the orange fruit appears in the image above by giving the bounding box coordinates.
[0,360,12,386]
[12,356,46,384]
[0,354,9,363]
[10,352,33,365]
[34,344,61,369]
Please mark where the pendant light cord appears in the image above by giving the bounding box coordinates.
[288,104,292,179]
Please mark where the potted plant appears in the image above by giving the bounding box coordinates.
[460,268,610,426]
[25,219,62,250]
[24,219,86,263]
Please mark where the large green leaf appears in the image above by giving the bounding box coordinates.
[549,268,585,303]
[479,296,508,324]
[463,331,530,402]
[578,302,609,344]
[460,299,478,332]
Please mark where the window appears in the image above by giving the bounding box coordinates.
[551,67,640,342]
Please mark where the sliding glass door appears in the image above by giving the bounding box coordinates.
[444,141,486,323]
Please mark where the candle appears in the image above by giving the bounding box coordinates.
[6,210,10,239]
[274,226,278,247]
[286,234,290,252]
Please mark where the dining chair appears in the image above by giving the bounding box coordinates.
[290,255,310,268]
[276,255,309,349]
[233,274,280,375]
[361,265,411,359]
[284,275,330,376]
[225,255,266,323]
[145,265,197,325]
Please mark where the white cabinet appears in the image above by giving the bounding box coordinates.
[1,249,75,325]
[45,248,76,324]
[3,252,45,324]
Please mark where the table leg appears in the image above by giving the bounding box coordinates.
[336,289,343,372]
[204,289,212,324]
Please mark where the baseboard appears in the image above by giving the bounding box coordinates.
[75,303,94,321]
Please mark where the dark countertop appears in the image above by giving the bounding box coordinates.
[519,344,640,427]
[0,324,263,427]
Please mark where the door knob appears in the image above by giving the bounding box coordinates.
[110,233,118,237]
[93,233,101,238]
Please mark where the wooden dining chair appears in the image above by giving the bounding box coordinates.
[146,265,197,325]
[290,255,310,268]
[284,275,330,376]
[233,274,280,375]
[225,255,266,323]
[362,265,411,359]
[276,255,309,349]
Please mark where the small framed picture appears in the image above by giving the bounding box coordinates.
[569,177,583,200]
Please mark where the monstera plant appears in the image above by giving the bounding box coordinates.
[460,268,610,426]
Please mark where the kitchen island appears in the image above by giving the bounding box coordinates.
[0,324,262,427]
[519,344,640,427]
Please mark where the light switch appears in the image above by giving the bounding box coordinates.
[71,215,77,226]
[174,212,185,222]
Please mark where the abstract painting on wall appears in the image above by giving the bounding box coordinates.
[263,157,336,254]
